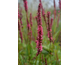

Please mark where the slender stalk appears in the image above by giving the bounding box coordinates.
[35,57,37,65]
[50,42,52,65]
[39,53,41,65]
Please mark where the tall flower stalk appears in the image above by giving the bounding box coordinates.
[40,0,47,28]
[30,13,32,27]
[19,8,23,28]
[36,2,43,56]
[47,12,54,43]
[59,0,61,10]
[18,8,23,43]
[53,0,56,19]
[18,20,23,43]
[57,14,60,27]
[23,0,32,42]
[23,0,28,14]
[26,18,32,43]
[42,8,47,28]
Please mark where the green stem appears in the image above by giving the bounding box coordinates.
[35,56,37,65]
[50,42,52,65]
[39,53,41,65]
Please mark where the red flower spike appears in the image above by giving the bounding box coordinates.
[47,12,54,43]
[36,2,43,56]
[23,0,28,13]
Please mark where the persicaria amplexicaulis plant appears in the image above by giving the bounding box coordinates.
[23,0,28,13]
[42,8,46,21]
[36,2,43,56]
[50,18,53,28]
[39,0,47,28]
[30,13,32,27]
[18,20,23,43]
[27,18,32,42]
[57,14,60,27]
[19,8,23,28]
[42,7,47,28]
[53,0,56,19]
[27,18,30,32]
[59,0,61,10]
[23,0,32,42]
[18,8,23,43]
[47,12,54,43]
